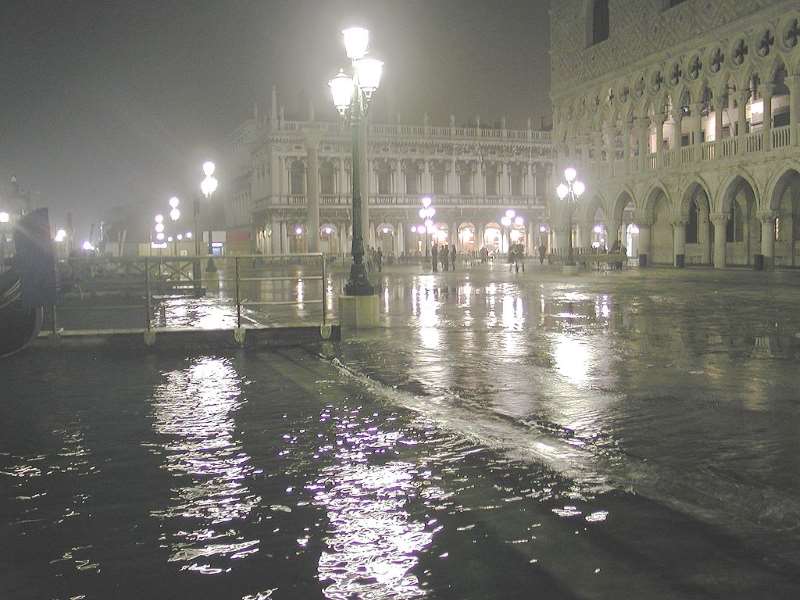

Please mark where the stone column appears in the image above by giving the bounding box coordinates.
[608,218,621,246]
[736,90,750,138]
[673,219,687,267]
[786,75,800,146]
[338,158,348,195]
[671,107,684,149]
[759,212,776,268]
[653,115,665,165]
[304,132,321,252]
[271,216,282,255]
[635,116,649,168]
[710,213,728,268]
[761,81,775,150]
[688,103,703,145]
[526,162,535,199]
[637,224,652,262]
[714,96,725,141]
[280,220,289,255]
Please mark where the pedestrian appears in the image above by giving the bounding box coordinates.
[538,241,546,265]
[431,242,438,272]
[376,247,383,272]
[441,245,449,271]
[451,247,457,271]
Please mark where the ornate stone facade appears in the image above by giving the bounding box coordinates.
[230,89,554,257]
[550,0,800,267]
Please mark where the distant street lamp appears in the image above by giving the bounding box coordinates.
[418,196,435,259]
[329,26,384,296]
[555,167,586,266]
[200,161,219,271]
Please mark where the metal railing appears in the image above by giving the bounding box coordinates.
[47,254,328,334]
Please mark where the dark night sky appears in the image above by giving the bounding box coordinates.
[0,0,550,237]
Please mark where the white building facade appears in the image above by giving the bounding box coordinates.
[550,0,800,267]
[228,88,554,257]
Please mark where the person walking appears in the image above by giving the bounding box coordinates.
[376,247,383,272]
[441,245,449,272]
[538,241,546,265]
[451,247,457,271]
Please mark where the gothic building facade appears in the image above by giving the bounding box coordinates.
[550,0,800,267]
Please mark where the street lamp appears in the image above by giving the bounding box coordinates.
[329,26,384,296]
[555,167,586,266]
[418,196,435,259]
[200,161,219,271]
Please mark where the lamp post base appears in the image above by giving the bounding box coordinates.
[344,262,374,296]
[339,293,379,329]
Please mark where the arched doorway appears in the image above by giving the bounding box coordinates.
[320,224,338,255]
[458,223,477,253]
[289,224,307,253]
[721,176,760,266]
[483,222,502,254]
[682,183,712,265]
[376,223,395,256]
[612,191,637,257]
[770,169,800,266]
[647,188,673,264]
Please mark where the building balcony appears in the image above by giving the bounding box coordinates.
[253,193,547,212]
[583,124,798,182]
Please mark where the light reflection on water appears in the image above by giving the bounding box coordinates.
[313,407,434,599]
[150,357,261,573]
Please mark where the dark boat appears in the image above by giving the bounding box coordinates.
[0,269,43,357]
[1,208,56,358]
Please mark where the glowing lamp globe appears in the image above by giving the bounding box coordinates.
[564,167,577,183]
[167,236,173,243]
[329,70,354,112]
[155,223,165,233]
[169,208,180,221]
[410,225,417,233]
[343,27,370,59]
[0,211,9,224]
[203,161,216,177]
[573,181,586,197]
[539,225,547,233]
[295,226,303,235]
[354,58,383,93]
[177,234,183,241]
[556,183,569,200]
[186,232,192,239]
[514,216,524,226]
[169,196,180,209]
[421,196,432,208]
[155,214,164,224]
[501,216,512,228]
[505,209,516,219]
[156,232,165,241]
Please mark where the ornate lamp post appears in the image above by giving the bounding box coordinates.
[329,26,384,296]
[200,161,219,271]
[555,167,586,266]
[418,196,435,259]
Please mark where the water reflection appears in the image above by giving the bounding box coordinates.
[313,407,433,599]
[150,357,260,573]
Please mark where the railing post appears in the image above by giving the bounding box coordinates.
[321,253,327,326]
[234,256,241,329]
[144,256,151,331]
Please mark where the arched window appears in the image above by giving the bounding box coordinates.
[486,164,498,196]
[378,169,391,195]
[686,200,699,244]
[588,0,609,46]
[290,160,305,195]
[726,200,744,242]
[320,162,335,195]
[460,172,472,195]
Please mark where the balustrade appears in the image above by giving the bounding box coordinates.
[771,125,791,149]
